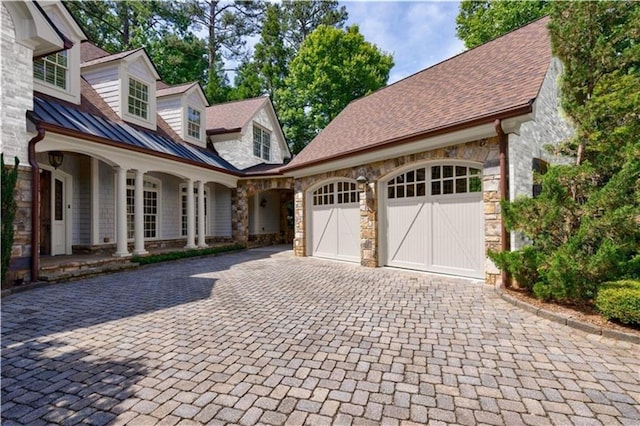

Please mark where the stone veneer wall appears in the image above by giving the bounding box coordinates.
[232,177,294,245]
[293,137,504,283]
[6,168,33,285]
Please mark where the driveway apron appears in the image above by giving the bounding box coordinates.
[2,247,639,425]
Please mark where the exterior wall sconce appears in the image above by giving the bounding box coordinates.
[48,151,64,169]
[356,175,368,187]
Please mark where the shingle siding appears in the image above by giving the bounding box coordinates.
[83,66,121,116]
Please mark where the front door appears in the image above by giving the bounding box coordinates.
[50,171,69,256]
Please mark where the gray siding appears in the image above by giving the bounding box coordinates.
[98,162,115,242]
[212,184,232,237]
[83,66,120,116]
[157,97,182,138]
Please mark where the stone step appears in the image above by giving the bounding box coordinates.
[39,262,139,283]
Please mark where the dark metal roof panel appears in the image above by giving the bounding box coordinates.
[31,96,239,172]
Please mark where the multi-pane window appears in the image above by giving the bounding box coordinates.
[430,165,482,196]
[387,165,482,199]
[187,107,201,139]
[313,182,358,206]
[387,168,427,199]
[181,186,207,236]
[128,78,148,119]
[126,177,159,239]
[34,51,68,89]
[253,125,271,160]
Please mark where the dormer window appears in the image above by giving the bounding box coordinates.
[187,107,201,139]
[253,125,271,161]
[34,51,68,89]
[128,78,149,119]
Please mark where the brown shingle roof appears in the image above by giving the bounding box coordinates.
[157,82,197,97]
[285,17,552,170]
[206,96,268,134]
[81,47,142,67]
[80,41,111,63]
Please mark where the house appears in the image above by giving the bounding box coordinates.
[1,1,292,285]
[280,17,572,284]
[2,1,570,287]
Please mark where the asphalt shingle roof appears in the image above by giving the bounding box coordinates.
[285,17,552,170]
[206,96,269,135]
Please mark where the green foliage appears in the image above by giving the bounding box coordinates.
[279,25,393,153]
[456,0,550,49]
[595,280,640,326]
[132,244,245,265]
[489,246,540,291]
[493,2,640,303]
[1,155,20,284]
[149,33,208,86]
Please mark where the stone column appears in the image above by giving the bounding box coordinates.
[292,181,305,256]
[231,184,249,245]
[197,180,207,248]
[114,166,130,257]
[360,180,378,267]
[133,169,148,255]
[185,179,196,249]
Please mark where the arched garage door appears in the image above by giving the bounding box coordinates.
[383,163,484,278]
[308,180,360,262]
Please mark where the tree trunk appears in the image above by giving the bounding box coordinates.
[208,0,217,71]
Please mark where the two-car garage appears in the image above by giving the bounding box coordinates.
[306,162,485,279]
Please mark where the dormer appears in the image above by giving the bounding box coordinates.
[32,1,86,104]
[157,82,209,147]
[81,47,160,130]
[206,97,291,170]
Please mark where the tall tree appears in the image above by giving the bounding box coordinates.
[491,1,640,302]
[456,0,550,49]
[278,25,394,153]
[281,0,348,52]
[148,33,208,85]
[183,0,264,103]
[65,1,190,52]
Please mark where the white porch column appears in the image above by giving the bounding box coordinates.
[197,181,207,248]
[185,178,197,249]
[114,166,130,257]
[133,169,148,255]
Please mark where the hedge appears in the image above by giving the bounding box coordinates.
[595,280,640,326]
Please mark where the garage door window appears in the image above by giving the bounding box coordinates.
[431,165,481,195]
[313,181,358,205]
[387,168,426,199]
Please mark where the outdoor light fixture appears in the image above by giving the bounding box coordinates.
[48,151,64,169]
[356,175,368,186]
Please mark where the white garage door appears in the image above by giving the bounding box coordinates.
[384,164,484,278]
[309,181,360,262]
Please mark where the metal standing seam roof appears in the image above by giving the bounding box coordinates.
[29,96,239,173]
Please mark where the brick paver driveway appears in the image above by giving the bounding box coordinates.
[2,247,639,425]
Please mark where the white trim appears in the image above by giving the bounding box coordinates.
[126,172,161,241]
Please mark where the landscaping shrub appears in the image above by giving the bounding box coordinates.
[489,245,539,291]
[595,280,640,326]
[1,154,20,284]
[132,244,245,265]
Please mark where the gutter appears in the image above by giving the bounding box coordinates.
[494,119,510,288]
[28,127,46,282]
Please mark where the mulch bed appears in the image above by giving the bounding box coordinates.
[503,286,640,339]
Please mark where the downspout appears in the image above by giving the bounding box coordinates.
[28,126,46,282]
[494,119,510,288]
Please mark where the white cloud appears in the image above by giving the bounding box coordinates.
[343,0,462,83]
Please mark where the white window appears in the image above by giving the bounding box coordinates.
[187,107,201,139]
[34,51,68,89]
[126,177,159,239]
[253,125,271,161]
[128,78,149,119]
[181,186,207,236]
[313,182,358,206]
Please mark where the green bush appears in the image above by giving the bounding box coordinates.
[595,280,640,326]
[132,244,245,265]
[489,245,540,291]
[1,154,20,284]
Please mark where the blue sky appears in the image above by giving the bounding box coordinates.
[343,1,464,83]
